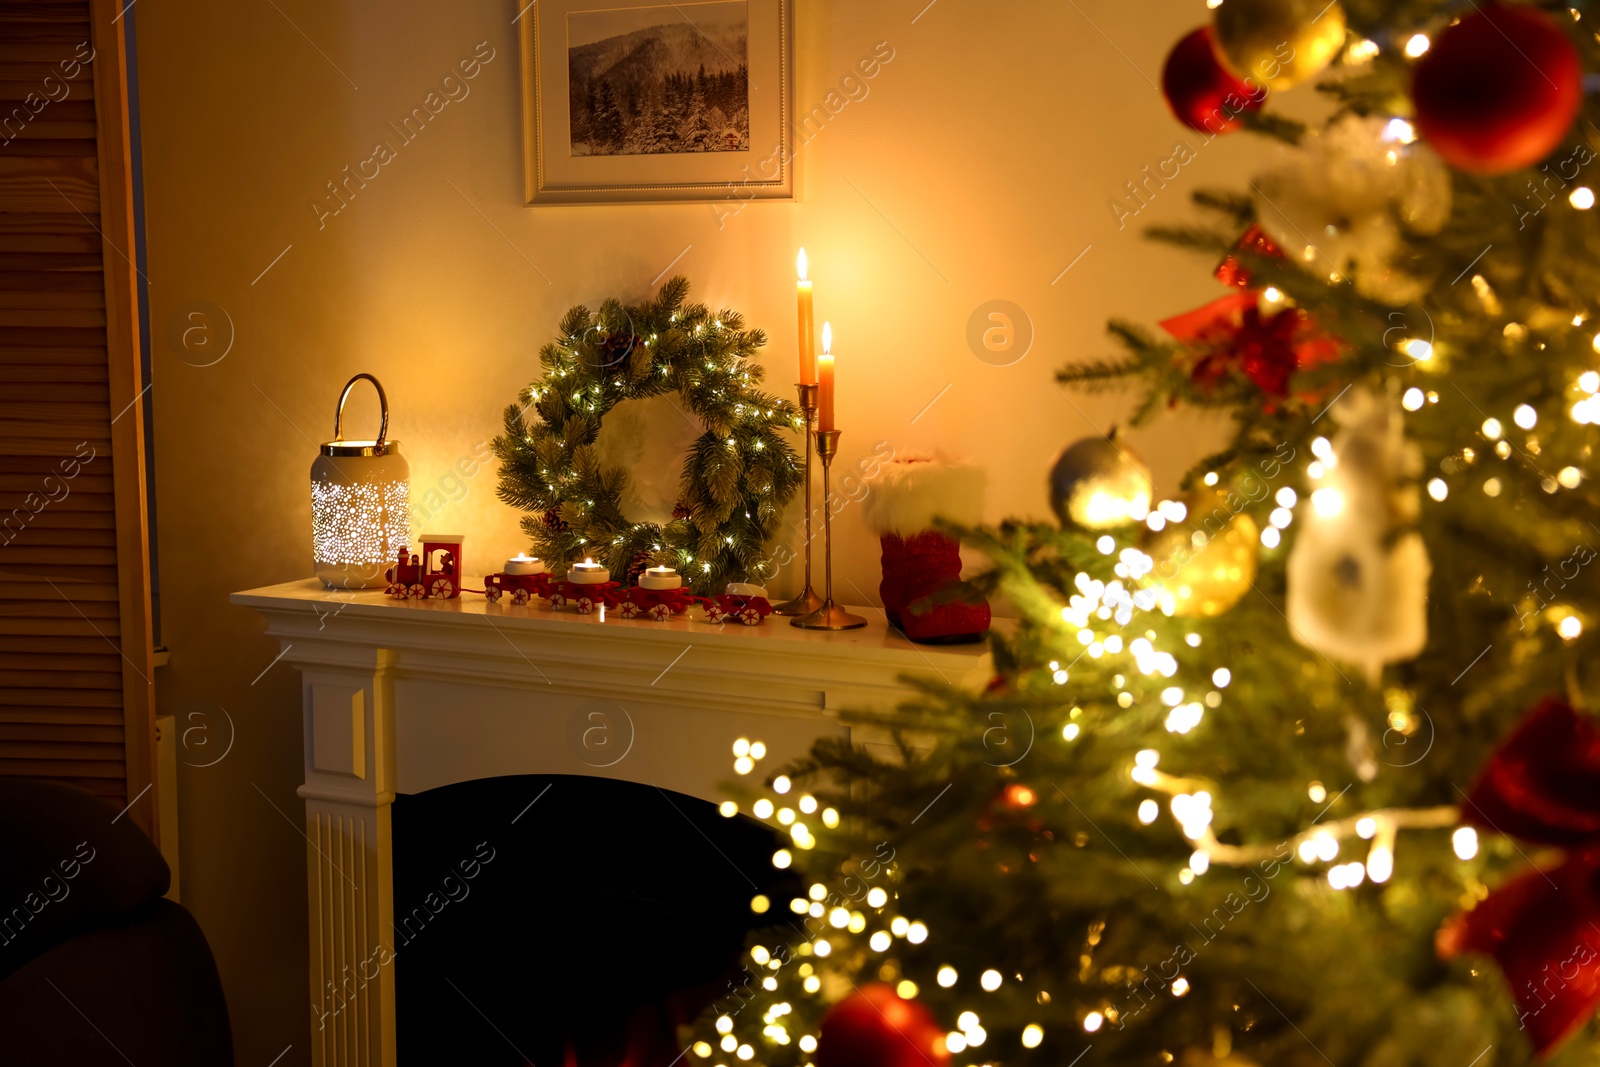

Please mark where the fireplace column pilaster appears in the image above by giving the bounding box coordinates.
[295,647,398,1067]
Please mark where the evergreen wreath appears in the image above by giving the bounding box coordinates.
[493,276,803,594]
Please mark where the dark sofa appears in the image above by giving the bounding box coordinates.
[0,778,232,1066]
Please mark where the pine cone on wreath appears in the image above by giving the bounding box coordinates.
[596,331,640,373]
[626,549,653,585]
[672,501,693,521]
[542,509,569,533]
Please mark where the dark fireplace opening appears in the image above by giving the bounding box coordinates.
[393,774,795,1067]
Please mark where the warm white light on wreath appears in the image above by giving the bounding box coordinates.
[493,276,802,594]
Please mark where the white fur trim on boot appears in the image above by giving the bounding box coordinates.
[862,453,986,535]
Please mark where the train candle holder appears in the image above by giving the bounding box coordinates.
[387,536,776,624]
[703,590,773,626]
[384,535,465,600]
[618,585,699,621]
[483,570,552,606]
[546,578,621,615]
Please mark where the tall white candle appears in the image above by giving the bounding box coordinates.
[797,249,816,385]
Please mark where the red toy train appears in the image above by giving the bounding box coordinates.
[384,535,464,599]
[381,536,771,624]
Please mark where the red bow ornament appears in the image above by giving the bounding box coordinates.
[1213,223,1285,289]
[1160,295,1342,400]
[1437,697,1600,1056]
[1160,225,1342,402]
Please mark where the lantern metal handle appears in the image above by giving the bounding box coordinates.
[332,373,390,454]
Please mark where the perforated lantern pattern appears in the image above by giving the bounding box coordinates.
[310,374,411,589]
[310,479,411,571]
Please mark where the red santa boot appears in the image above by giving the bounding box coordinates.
[863,455,991,645]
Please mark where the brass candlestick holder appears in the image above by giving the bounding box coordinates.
[773,383,825,617]
[793,429,867,631]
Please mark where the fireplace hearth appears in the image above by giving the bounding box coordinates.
[392,775,792,1066]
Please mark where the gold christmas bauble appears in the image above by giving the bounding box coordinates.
[1049,435,1152,530]
[1213,0,1347,90]
[1145,496,1259,617]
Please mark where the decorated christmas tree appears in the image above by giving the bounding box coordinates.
[689,3,1600,1066]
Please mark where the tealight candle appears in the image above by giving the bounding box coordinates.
[639,566,682,591]
[504,554,549,576]
[726,582,769,599]
[567,558,610,584]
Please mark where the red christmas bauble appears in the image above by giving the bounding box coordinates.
[817,984,949,1067]
[1412,3,1581,175]
[1437,850,1600,1055]
[1161,26,1263,134]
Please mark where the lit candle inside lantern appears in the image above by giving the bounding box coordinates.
[817,322,835,431]
[504,554,549,576]
[726,582,769,598]
[567,558,610,584]
[639,566,683,590]
[797,249,817,385]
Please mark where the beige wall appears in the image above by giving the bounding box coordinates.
[137,0,1265,1060]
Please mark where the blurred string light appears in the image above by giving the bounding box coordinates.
[1571,370,1600,423]
[701,496,1502,1062]
[1127,752,1460,881]
[1381,116,1415,143]
[1348,37,1380,62]
[1402,338,1433,363]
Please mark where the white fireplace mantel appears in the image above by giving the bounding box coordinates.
[232,579,992,1067]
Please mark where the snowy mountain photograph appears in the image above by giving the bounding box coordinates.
[566,1,750,157]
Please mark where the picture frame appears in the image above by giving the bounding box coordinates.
[519,0,794,206]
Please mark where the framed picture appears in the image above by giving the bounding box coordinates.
[519,0,794,205]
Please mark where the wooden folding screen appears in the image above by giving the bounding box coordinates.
[0,0,156,836]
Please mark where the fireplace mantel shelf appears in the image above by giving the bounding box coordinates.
[232,578,994,1067]
[233,578,992,716]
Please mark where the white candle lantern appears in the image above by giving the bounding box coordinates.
[310,374,411,590]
